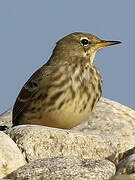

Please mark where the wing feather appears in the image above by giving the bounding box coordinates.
[12,63,61,125]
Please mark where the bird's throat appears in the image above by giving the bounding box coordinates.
[89,51,96,65]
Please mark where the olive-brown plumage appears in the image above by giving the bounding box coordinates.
[12,32,121,129]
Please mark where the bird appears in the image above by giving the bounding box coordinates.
[12,32,121,129]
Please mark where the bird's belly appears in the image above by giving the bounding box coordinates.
[23,95,95,129]
[38,103,91,129]
[21,87,100,129]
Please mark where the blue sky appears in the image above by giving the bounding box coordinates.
[0,1,135,113]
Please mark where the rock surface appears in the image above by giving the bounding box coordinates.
[6,157,115,180]
[0,109,12,128]
[0,97,135,179]
[116,154,135,175]
[73,98,135,137]
[112,175,135,180]
[8,125,135,162]
[0,131,26,178]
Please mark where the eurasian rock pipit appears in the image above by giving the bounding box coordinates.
[12,32,121,129]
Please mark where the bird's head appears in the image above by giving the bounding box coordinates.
[52,32,121,65]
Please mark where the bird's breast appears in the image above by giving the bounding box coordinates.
[20,63,102,129]
[70,64,102,113]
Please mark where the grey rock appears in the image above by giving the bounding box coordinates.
[116,154,135,175]
[0,131,26,178]
[7,157,115,180]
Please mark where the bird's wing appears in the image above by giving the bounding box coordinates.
[12,64,52,123]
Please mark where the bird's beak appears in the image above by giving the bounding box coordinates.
[96,40,121,49]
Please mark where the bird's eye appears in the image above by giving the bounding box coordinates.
[81,39,89,46]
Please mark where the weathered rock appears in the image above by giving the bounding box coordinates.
[1,97,135,179]
[112,174,135,180]
[73,98,135,137]
[0,131,26,178]
[116,154,135,175]
[6,157,115,180]
[107,146,135,165]
[0,109,12,128]
[8,125,135,162]
[106,139,135,178]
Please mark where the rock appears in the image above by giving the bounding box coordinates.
[107,145,135,177]
[116,154,135,175]
[73,98,135,137]
[107,147,135,166]
[1,97,135,179]
[107,146,135,179]
[6,157,115,180]
[0,131,26,178]
[8,125,135,162]
[112,174,135,180]
[0,109,12,128]
[107,146,135,165]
